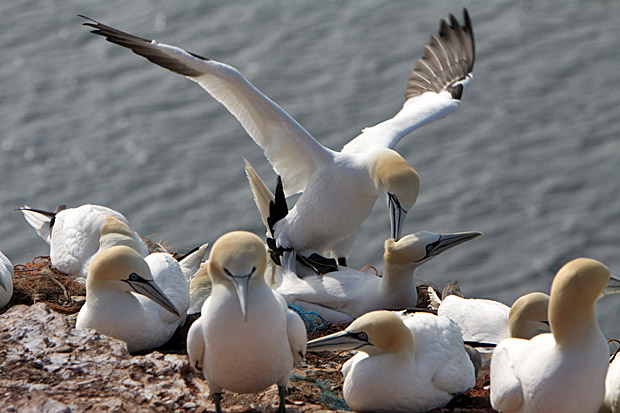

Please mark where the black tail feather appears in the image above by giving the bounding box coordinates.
[267,176,288,237]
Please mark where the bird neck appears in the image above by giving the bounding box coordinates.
[85,279,142,315]
[550,296,599,348]
[382,262,418,306]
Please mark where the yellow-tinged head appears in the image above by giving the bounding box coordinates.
[307,310,414,355]
[384,231,482,267]
[508,292,550,339]
[549,258,609,345]
[371,149,420,241]
[101,215,133,238]
[208,231,268,321]
[88,245,180,317]
[99,215,144,253]
[89,245,151,283]
[348,311,414,354]
[208,231,267,282]
[373,149,420,209]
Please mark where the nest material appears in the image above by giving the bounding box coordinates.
[8,256,85,314]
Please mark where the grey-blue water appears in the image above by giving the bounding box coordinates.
[1,1,619,338]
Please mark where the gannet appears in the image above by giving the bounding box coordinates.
[97,214,208,280]
[188,262,211,315]
[490,258,612,412]
[186,231,306,413]
[601,350,620,413]
[0,251,14,308]
[437,291,550,344]
[273,230,481,323]
[81,9,474,266]
[19,204,148,276]
[307,310,476,412]
[76,245,188,353]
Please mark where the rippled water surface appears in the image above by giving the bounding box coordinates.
[1,0,619,337]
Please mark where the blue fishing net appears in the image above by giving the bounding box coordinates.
[290,374,350,411]
[287,301,327,332]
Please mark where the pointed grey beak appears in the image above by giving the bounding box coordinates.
[307,330,370,352]
[123,274,181,318]
[601,274,620,298]
[388,193,407,242]
[417,231,482,263]
[231,274,251,322]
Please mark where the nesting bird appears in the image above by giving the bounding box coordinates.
[490,258,612,412]
[19,204,148,277]
[186,231,306,413]
[81,8,474,270]
[601,350,620,413]
[0,251,14,309]
[274,230,481,323]
[188,262,211,315]
[307,310,476,412]
[76,218,190,352]
[437,290,550,344]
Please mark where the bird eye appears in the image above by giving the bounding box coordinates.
[356,332,368,341]
[426,240,440,254]
[128,273,141,281]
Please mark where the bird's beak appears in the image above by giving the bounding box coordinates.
[231,274,251,322]
[601,274,620,298]
[388,193,407,242]
[124,276,181,318]
[307,330,369,352]
[418,231,483,262]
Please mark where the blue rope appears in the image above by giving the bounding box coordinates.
[290,375,350,411]
[287,301,327,332]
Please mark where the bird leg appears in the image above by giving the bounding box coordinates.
[278,385,287,413]
[213,392,223,413]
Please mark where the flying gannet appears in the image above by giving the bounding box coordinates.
[307,310,476,412]
[490,258,613,412]
[274,230,481,323]
[18,204,148,277]
[80,9,474,271]
[76,243,189,353]
[186,231,306,413]
[0,251,14,309]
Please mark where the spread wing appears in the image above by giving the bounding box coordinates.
[81,16,334,196]
[342,8,474,154]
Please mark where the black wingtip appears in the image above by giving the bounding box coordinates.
[15,206,57,218]
[175,245,200,262]
[463,8,475,69]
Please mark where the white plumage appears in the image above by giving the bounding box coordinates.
[76,240,188,353]
[81,9,474,263]
[601,353,620,413]
[19,204,148,277]
[186,231,306,413]
[0,251,14,309]
[490,258,611,412]
[307,310,475,412]
[274,231,481,323]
